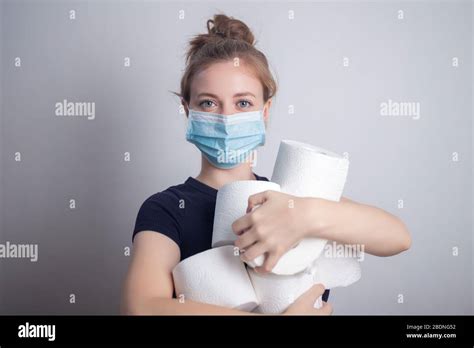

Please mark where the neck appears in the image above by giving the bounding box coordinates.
[195,155,256,190]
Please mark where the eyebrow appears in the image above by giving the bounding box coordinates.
[196,92,256,99]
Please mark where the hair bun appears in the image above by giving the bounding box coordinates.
[206,14,255,46]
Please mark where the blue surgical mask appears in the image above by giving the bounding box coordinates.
[185,108,266,169]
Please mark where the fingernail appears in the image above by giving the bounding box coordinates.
[314,296,323,309]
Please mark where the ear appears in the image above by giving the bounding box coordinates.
[262,98,272,121]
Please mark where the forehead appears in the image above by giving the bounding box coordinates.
[190,60,263,98]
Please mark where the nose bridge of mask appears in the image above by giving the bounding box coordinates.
[188,109,263,124]
[187,109,265,137]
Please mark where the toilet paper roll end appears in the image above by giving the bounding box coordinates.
[212,239,238,248]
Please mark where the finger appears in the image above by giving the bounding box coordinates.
[295,284,326,307]
[231,213,253,236]
[316,301,333,315]
[234,230,258,250]
[246,191,269,213]
[256,250,281,273]
[240,242,267,263]
[310,283,326,298]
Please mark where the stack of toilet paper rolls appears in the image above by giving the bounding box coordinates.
[172,140,361,314]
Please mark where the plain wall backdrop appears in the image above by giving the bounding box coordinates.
[0,0,472,314]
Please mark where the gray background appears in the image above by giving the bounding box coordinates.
[0,0,472,315]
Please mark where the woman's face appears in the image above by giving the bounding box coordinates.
[186,60,271,121]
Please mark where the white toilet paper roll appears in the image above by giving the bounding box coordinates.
[249,247,360,314]
[248,268,315,314]
[245,239,329,276]
[246,140,350,275]
[310,244,362,289]
[272,140,349,199]
[172,245,259,311]
[212,180,281,247]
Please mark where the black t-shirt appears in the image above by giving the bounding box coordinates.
[132,174,330,302]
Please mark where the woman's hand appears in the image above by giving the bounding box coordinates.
[231,190,319,273]
[284,284,333,315]
[232,188,412,270]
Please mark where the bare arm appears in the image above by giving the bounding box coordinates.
[120,231,255,315]
[307,196,412,256]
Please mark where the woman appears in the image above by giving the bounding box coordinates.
[121,14,411,315]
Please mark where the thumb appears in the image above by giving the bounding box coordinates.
[246,191,270,213]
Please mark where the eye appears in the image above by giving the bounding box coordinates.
[199,100,217,109]
[238,100,253,108]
